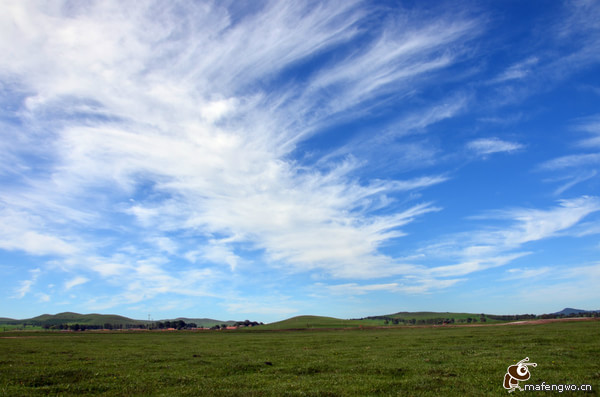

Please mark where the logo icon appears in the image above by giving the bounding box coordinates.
[504,357,537,392]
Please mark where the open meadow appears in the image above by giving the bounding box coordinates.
[1,320,598,396]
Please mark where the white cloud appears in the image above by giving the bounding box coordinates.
[467,137,524,156]
[321,276,464,297]
[37,293,51,302]
[14,268,41,299]
[574,115,600,138]
[420,196,600,278]
[64,276,89,290]
[551,170,597,196]
[503,266,552,280]
[8,1,597,312]
[326,282,400,295]
[492,57,539,83]
[428,253,530,278]
[538,115,600,195]
[0,0,481,290]
[502,267,551,280]
[539,153,600,170]
[148,237,178,255]
[493,196,600,245]
[509,263,600,309]
[391,96,470,136]
[0,207,79,256]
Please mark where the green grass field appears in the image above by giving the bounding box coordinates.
[1,320,598,396]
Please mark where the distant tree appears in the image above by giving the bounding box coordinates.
[175,320,186,330]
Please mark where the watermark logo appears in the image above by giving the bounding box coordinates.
[503,357,537,393]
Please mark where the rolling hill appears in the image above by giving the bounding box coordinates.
[0,312,239,328]
[254,315,383,330]
[26,312,145,326]
[2,308,597,331]
[552,308,599,316]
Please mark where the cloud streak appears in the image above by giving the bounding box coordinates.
[0,0,481,311]
[467,137,524,156]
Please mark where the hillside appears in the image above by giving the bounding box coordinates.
[0,313,239,329]
[26,312,145,326]
[552,308,599,316]
[2,308,597,331]
[254,315,384,330]
[257,311,536,330]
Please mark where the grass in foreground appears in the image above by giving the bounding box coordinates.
[1,321,599,396]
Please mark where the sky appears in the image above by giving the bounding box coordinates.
[1,0,600,323]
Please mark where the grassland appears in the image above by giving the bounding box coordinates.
[1,320,598,396]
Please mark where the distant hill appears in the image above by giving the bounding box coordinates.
[2,308,598,331]
[22,312,146,327]
[552,308,599,316]
[359,311,500,325]
[257,311,554,330]
[255,315,382,330]
[0,312,240,328]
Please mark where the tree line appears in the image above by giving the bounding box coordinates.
[29,319,265,331]
[359,311,600,325]
[368,316,487,325]
[209,320,263,330]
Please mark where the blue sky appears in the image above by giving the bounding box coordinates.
[1,1,600,323]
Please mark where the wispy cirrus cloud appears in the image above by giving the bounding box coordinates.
[467,137,524,156]
[483,2,600,108]
[506,262,600,309]
[420,196,600,278]
[14,268,41,299]
[3,1,600,319]
[322,277,464,296]
[315,196,600,299]
[0,1,484,311]
[64,276,89,290]
[491,57,539,83]
[537,115,600,195]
